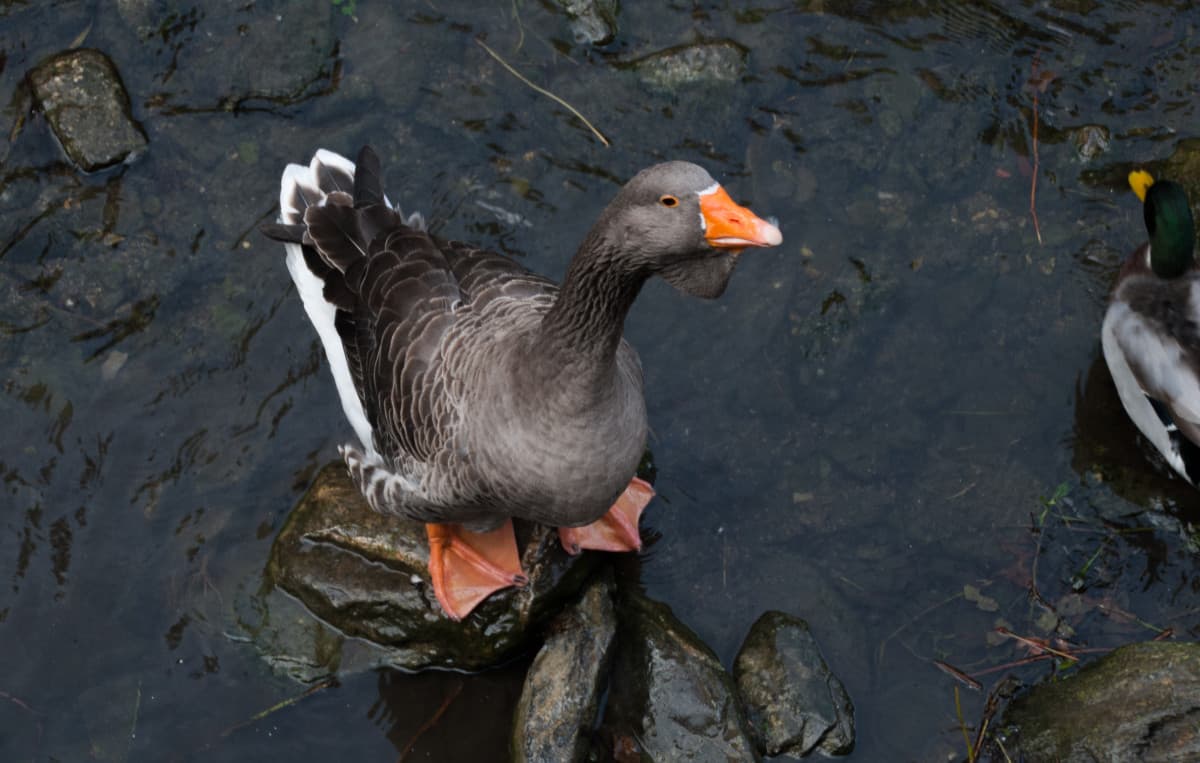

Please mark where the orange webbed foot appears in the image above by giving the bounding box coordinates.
[558,477,655,555]
[426,519,527,621]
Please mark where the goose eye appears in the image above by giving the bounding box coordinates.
[659,195,679,207]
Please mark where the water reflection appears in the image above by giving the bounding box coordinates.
[1072,352,1198,510]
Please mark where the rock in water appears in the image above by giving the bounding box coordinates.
[625,41,747,93]
[1000,641,1200,761]
[552,0,619,45]
[604,590,760,761]
[27,49,147,171]
[265,463,599,672]
[732,611,855,757]
[512,574,617,762]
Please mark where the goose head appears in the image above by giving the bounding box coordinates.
[592,161,783,299]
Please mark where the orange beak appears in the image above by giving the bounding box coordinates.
[700,185,783,249]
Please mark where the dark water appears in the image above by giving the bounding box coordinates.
[3,0,1200,759]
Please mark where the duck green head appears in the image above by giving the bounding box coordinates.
[1129,170,1196,278]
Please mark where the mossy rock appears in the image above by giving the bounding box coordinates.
[263,462,600,672]
[1000,642,1200,762]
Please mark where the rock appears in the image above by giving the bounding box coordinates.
[552,0,619,45]
[264,462,600,672]
[27,49,147,171]
[604,590,759,762]
[1071,125,1110,161]
[1162,138,1200,205]
[512,573,617,763]
[999,642,1200,762]
[625,41,748,93]
[732,611,855,757]
[122,0,337,111]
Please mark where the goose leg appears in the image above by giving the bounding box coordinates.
[426,520,528,621]
[558,477,655,555]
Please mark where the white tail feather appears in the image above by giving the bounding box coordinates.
[278,149,378,457]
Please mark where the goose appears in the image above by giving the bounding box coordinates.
[1102,170,1200,484]
[262,147,782,619]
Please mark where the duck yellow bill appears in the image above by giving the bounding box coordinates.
[1129,169,1155,202]
[700,185,783,249]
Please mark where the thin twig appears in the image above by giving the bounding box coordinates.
[969,677,1011,758]
[1028,511,1052,611]
[509,0,525,51]
[0,689,35,713]
[972,716,990,760]
[993,627,1078,663]
[947,481,977,500]
[0,688,42,749]
[220,677,337,737]
[995,735,1015,763]
[398,680,464,761]
[475,37,610,147]
[1030,58,1043,245]
[935,660,983,691]
[129,680,142,741]
[954,686,976,763]
[878,590,963,666]
[969,645,1109,680]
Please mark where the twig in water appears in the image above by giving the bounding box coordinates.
[398,680,464,761]
[935,660,983,692]
[994,734,1015,763]
[509,0,525,51]
[971,676,1015,758]
[993,627,1077,663]
[0,688,35,713]
[878,590,963,667]
[129,680,142,741]
[1027,511,1052,612]
[1029,58,1043,245]
[220,677,337,737]
[475,37,610,147]
[1,688,44,749]
[954,686,976,763]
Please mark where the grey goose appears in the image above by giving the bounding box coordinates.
[262,147,782,620]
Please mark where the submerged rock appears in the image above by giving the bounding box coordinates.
[1162,138,1200,204]
[27,49,147,171]
[552,0,619,45]
[264,463,599,672]
[625,41,748,93]
[1071,125,1110,162]
[999,642,1200,761]
[120,0,337,111]
[733,611,855,757]
[605,590,759,762]
[512,573,616,763]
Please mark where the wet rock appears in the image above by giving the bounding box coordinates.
[1071,125,1110,161]
[264,463,600,672]
[1162,138,1200,204]
[999,642,1200,762]
[27,49,147,171]
[553,0,619,46]
[512,573,616,762]
[605,590,759,761]
[626,41,748,93]
[126,1,337,111]
[732,611,855,757]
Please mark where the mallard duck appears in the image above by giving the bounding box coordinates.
[1101,170,1200,484]
[262,147,782,619]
